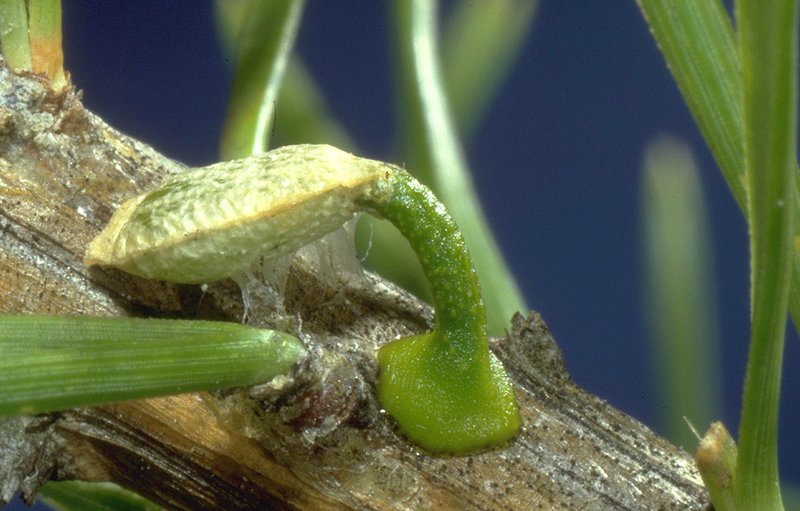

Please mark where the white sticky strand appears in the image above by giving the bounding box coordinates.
[230,219,367,323]
[360,220,374,263]
[259,253,294,299]
[295,313,309,344]
[231,272,255,323]
[297,217,364,291]
[232,253,293,323]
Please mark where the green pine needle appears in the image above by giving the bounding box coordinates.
[0,316,305,417]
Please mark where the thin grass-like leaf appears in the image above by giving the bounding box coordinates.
[213,0,247,58]
[215,1,351,148]
[734,0,797,508]
[636,0,800,337]
[636,0,743,207]
[0,316,305,417]
[638,2,796,507]
[40,481,161,511]
[392,0,525,334]
[442,0,539,139]
[0,0,32,70]
[27,0,65,88]
[219,0,306,160]
[641,136,722,450]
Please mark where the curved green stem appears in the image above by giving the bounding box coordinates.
[364,171,485,348]
[392,0,526,335]
[361,170,520,454]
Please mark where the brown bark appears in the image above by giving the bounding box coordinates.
[0,58,711,510]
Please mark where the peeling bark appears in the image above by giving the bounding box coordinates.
[0,57,711,510]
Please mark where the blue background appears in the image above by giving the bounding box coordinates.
[7,1,799,508]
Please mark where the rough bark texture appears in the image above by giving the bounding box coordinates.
[0,58,711,510]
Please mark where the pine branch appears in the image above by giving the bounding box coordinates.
[0,56,708,510]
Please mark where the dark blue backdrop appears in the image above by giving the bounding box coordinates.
[8,2,799,508]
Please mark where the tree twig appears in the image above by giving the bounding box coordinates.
[0,57,709,510]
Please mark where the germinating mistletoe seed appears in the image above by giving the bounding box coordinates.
[85,144,520,454]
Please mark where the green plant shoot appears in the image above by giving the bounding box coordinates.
[362,171,520,453]
[85,143,522,454]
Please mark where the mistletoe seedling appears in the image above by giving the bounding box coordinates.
[85,144,521,454]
